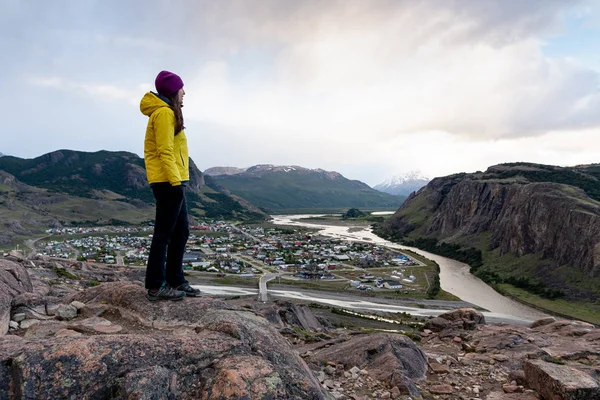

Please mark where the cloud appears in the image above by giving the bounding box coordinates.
[21,0,600,141]
[176,0,599,143]
[4,0,600,185]
[28,75,151,105]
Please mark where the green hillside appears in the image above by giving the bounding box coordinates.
[0,150,268,230]
[0,150,153,202]
[209,165,405,212]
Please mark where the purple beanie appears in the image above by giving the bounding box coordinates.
[155,70,184,96]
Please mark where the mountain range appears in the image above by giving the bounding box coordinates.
[0,150,268,245]
[0,151,406,244]
[376,162,600,313]
[205,164,405,212]
[373,171,430,196]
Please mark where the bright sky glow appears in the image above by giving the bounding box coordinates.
[1,0,599,185]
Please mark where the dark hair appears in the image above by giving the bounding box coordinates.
[167,92,185,135]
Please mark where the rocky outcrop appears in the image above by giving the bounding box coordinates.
[430,180,600,277]
[393,177,600,277]
[523,359,600,400]
[421,308,486,333]
[0,281,326,399]
[418,313,600,399]
[187,158,206,192]
[309,334,428,397]
[0,258,33,334]
[383,163,600,301]
[264,300,328,331]
[4,256,600,399]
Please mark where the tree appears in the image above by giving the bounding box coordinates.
[342,208,366,219]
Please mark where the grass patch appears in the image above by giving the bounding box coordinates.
[434,289,462,301]
[52,267,78,280]
[496,283,600,324]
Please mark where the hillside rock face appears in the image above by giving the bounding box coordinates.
[428,180,600,276]
[0,258,33,334]
[0,274,326,399]
[188,158,206,192]
[384,164,600,280]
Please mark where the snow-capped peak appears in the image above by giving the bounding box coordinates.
[380,171,429,186]
[373,171,430,196]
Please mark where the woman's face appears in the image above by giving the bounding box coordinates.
[177,88,185,106]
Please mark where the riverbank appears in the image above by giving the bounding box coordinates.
[495,283,600,325]
[271,214,549,322]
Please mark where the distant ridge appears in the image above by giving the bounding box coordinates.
[0,150,268,244]
[204,166,247,176]
[208,164,405,212]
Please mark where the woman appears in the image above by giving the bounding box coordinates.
[140,70,201,301]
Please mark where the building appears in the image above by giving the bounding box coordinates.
[382,280,403,289]
[183,252,204,262]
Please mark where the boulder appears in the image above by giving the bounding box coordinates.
[274,300,327,331]
[68,317,123,334]
[438,308,485,327]
[534,320,596,337]
[0,259,33,295]
[24,321,69,338]
[530,317,556,329]
[80,304,108,318]
[0,259,33,335]
[0,282,326,399]
[54,329,82,338]
[70,301,86,310]
[55,304,78,321]
[310,333,427,397]
[421,317,450,333]
[429,384,453,394]
[523,359,600,400]
[421,308,485,333]
[19,319,40,329]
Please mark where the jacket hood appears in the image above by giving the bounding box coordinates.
[140,92,171,117]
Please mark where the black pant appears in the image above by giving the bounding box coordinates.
[145,184,190,290]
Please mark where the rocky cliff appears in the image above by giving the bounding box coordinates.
[380,163,600,301]
[2,254,600,399]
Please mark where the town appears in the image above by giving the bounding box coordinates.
[20,222,435,297]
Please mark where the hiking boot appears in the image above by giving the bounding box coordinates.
[147,284,185,301]
[175,282,202,297]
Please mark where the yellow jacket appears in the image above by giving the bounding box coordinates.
[140,92,189,186]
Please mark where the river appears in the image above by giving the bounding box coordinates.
[270,214,548,322]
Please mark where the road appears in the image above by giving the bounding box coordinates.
[65,243,80,260]
[23,234,52,258]
[229,225,264,244]
[116,251,124,266]
[231,253,280,301]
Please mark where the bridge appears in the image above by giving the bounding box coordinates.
[258,273,280,302]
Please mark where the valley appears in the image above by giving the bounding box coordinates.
[2,151,600,324]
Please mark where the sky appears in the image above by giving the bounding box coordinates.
[1,0,600,186]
